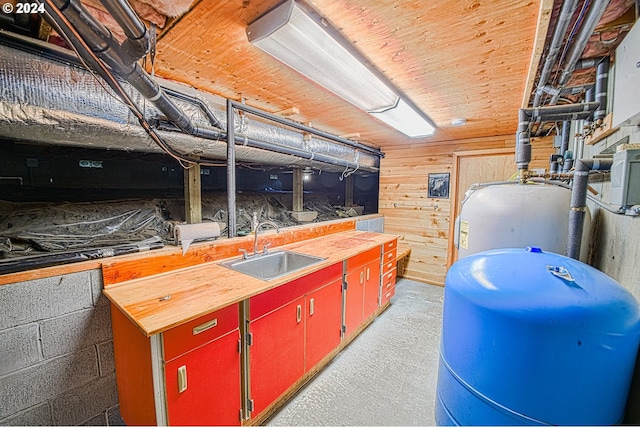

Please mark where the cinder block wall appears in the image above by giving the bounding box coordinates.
[0,269,122,426]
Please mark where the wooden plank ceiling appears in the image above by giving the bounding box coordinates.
[148,0,542,151]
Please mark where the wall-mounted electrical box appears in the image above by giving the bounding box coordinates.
[612,20,640,127]
[611,146,640,207]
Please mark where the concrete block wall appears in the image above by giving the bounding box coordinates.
[0,269,123,426]
[355,216,385,233]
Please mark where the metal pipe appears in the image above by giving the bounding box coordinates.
[594,56,610,122]
[566,158,612,259]
[558,0,611,87]
[98,0,148,63]
[227,99,236,239]
[154,120,366,171]
[533,0,579,107]
[43,0,197,136]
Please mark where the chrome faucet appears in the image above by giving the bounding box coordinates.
[253,220,279,256]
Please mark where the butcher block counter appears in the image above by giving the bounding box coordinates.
[103,230,397,336]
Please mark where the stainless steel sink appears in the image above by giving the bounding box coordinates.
[219,250,326,281]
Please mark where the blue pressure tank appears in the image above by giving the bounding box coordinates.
[436,247,640,426]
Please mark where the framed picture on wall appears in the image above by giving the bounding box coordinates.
[428,173,450,199]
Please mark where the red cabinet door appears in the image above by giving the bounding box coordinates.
[363,259,381,320]
[305,278,343,371]
[165,330,241,426]
[249,296,305,417]
[344,267,365,337]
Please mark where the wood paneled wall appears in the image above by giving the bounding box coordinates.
[380,134,554,286]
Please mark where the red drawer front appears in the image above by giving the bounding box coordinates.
[382,258,395,274]
[383,247,397,263]
[250,262,342,320]
[163,303,239,361]
[384,239,397,253]
[382,268,397,289]
[346,246,380,271]
[381,285,396,306]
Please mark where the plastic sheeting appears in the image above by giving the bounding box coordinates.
[0,192,364,259]
[0,200,173,256]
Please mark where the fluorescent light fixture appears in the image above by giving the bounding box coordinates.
[370,99,436,138]
[247,0,436,138]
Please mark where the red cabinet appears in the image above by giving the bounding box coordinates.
[306,278,343,370]
[165,330,241,426]
[248,263,342,419]
[249,295,305,416]
[344,247,381,337]
[111,304,242,426]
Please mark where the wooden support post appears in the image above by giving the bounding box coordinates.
[293,167,303,212]
[345,175,354,207]
[184,164,202,224]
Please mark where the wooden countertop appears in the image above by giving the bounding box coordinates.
[103,231,397,336]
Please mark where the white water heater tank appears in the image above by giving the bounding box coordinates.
[456,183,591,262]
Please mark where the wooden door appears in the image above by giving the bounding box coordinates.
[447,148,515,267]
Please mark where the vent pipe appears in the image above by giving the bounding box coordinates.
[533,0,579,107]
[557,0,611,88]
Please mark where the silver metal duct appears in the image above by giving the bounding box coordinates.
[0,37,380,174]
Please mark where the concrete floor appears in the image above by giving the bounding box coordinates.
[267,279,444,426]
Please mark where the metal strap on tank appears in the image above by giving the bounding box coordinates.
[439,352,551,425]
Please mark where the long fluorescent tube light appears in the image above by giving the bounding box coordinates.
[247,0,436,138]
[370,99,436,138]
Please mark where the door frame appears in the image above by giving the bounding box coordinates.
[446,148,515,269]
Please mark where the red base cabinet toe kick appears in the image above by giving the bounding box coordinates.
[109,234,398,426]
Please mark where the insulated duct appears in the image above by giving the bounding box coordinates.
[0,35,380,173]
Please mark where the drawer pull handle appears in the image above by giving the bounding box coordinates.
[366,267,370,281]
[387,252,393,259]
[360,271,364,284]
[177,365,187,393]
[385,291,392,298]
[193,318,218,335]
[296,305,302,323]
[309,298,315,316]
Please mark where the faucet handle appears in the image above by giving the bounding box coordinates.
[262,242,271,254]
[239,248,249,260]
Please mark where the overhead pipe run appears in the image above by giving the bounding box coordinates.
[533,0,579,107]
[516,102,599,176]
[557,0,611,89]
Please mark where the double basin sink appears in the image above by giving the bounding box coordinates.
[219,250,326,281]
